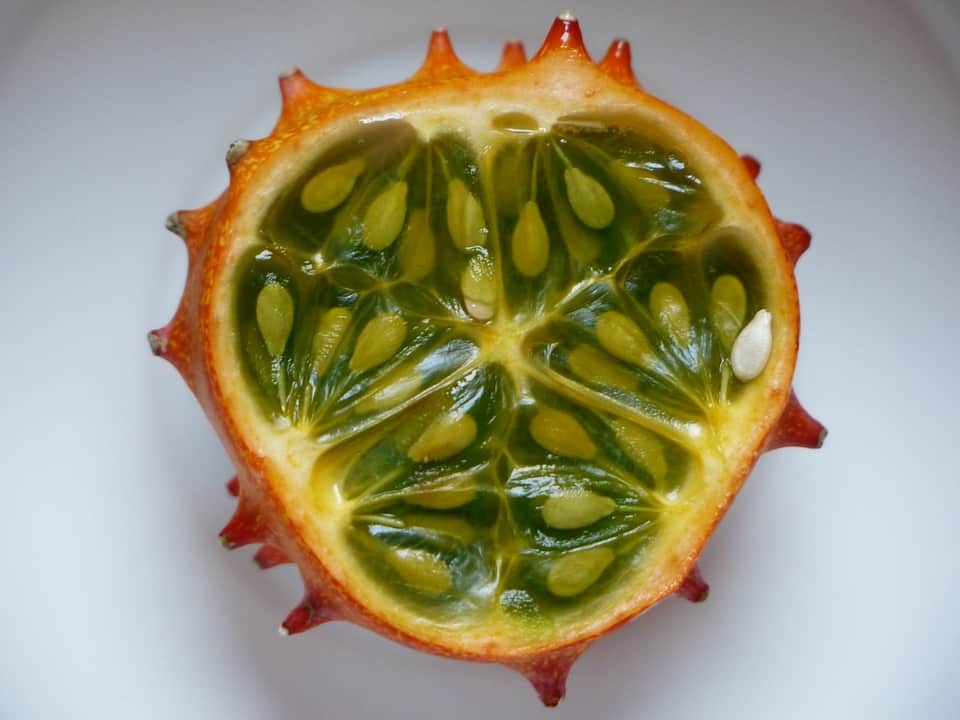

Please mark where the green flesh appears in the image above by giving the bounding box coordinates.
[233,115,769,632]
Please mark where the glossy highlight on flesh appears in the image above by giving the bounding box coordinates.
[149,15,824,707]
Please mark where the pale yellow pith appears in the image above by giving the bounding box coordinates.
[207,56,797,656]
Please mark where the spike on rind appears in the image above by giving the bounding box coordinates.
[676,563,710,602]
[776,219,812,265]
[411,29,475,80]
[741,154,761,179]
[497,40,527,71]
[280,597,335,635]
[765,390,827,451]
[226,476,240,497]
[506,644,587,707]
[254,543,291,569]
[598,39,640,87]
[147,327,169,357]
[219,497,266,549]
[225,139,251,169]
[534,13,590,61]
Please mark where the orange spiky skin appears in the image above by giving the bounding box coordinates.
[149,15,824,706]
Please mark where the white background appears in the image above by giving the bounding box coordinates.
[2,1,958,717]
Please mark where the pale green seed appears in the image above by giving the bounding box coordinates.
[361,181,408,250]
[568,345,636,390]
[386,548,451,595]
[405,474,477,509]
[542,490,616,530]
[710,275,747,351]
[255,282,294,357]
[446,178,487,249]
[511,201,550,277]
[404,514,475,543]
[355,370,420,414]
[349,314,406,373]
[596,311,656,368]
[610,161,671,207]
[397,208,435,280]
[546,547,615,597]
[530,409,596,459]
[408,412,478,463]
[461,252,496,320]
[311,307,351,375]
[300,157,365,213]
[650,282,691,347]
[564,167,615,229]
[612,420,668,485]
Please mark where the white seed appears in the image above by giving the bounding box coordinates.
[255,282,294,356]
[362,181,408,250]
[564,167,615,229]
[612,420,667,485]
[300,157,365,213]
[568,345,636,390]
[312,307,351,375]
[349,313,406,373]
[596,311,656,368]
[530,409,596,459]
[730,309,773,381]
[355,370,420,414]
[511,201,550,277]
[405,474,477,509]
[408,412,478,462]
[461,252,496,320]
[398,208,435,280]
[710,275,748,351]
[649,282,691,347]
[386,548,452,594]
[446,178,487,249]
[546,547,614,597]
[542,490,616,530]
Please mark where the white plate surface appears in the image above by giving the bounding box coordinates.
[2,1,958,718]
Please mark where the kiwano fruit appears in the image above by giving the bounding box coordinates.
[149,15,825,706]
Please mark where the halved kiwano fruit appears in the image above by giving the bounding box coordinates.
[150,15,825,706]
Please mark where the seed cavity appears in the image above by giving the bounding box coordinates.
[564,167,615,229]
[542,490,616,530]
[612,420,668,485]
[731,309,772,381]
[511,201,550,277]
[546,547,615,597]
[255,282,295,356]
[492,112,541,134]
[446,178,487,249]
[349,313,407,373]
[300,157,365,213]
[362,181,408,250]
[355,370,420,414]
[568,345,636,389]
[596,311,656,368]
[530,409,596,459]
[650,282,691,347]
[405,474,477,509]
[461,252,496,320]
[408,412,478,463]
[710,275,747,351]
[610,161,671,207]
[312,307,351,375]
[398,208,435,280]
[386,548,452,595]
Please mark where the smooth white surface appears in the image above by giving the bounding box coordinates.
[2,1,958,717]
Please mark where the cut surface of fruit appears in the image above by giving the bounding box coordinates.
[150,15,824,706]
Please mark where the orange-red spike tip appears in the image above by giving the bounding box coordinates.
[507,644,586,707]
[598,39,640,87]
[279,598,334,635]
[146,327,169,357]
[254,543,291,569]
[775,219,812,265]
[412,28,474,80]
[741,154,762,179]
[278,67,309,99]
[225,476,239,497]
[497,40,527,70]
[676,563,710,602]
[219,498,265,549]
[765,391,827,451]
[534,12,590,61]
